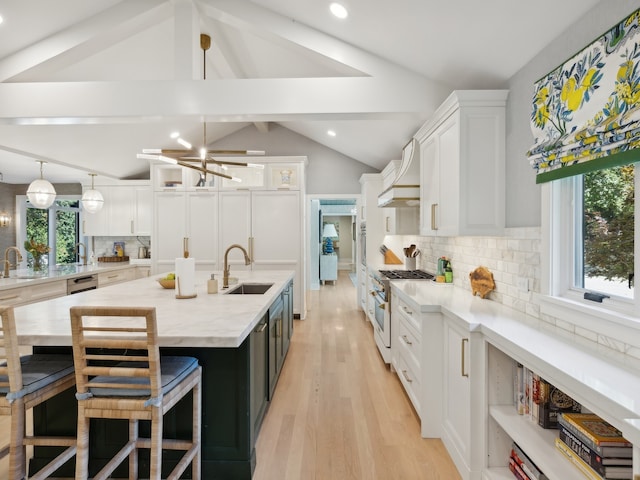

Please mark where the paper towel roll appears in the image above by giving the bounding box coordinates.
[175,257,196,298]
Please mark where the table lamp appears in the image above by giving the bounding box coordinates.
[322,223,338,254]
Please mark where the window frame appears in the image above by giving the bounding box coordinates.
[540,168,640,332]
[16,195,84,267]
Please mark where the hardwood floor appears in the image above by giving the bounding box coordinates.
[253,271,461,480]
[0,271,461,479]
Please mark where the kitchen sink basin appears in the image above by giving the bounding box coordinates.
[225,283,274,295]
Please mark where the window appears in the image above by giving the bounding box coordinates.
[19,197,82,267]
[545,165,639,318]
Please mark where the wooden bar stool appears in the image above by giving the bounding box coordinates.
[0,305,77,480]
[70,305,201,480]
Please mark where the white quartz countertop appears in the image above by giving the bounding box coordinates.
[0,262,137,290]
[390,279,640,423]
[14,270,294,349]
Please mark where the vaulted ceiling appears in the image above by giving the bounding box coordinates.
[0,0,601,183]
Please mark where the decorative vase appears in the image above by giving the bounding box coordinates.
[32,254,43,272]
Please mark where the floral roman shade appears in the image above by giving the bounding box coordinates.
[528,8,640,184]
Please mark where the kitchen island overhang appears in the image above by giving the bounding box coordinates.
[15,269,295,479]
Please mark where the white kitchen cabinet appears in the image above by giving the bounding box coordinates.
[390,287,443,439]
[442,313,472,479]
[417,90,508,236]
[218,190,303,315]
[153,190,218,272]
[0,280,67,307]
[82,182,151,237]
[383,207,418,235]
[319,254,337,283]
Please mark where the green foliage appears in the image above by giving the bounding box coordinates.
[26,200,80,266]
[583,165,634,281]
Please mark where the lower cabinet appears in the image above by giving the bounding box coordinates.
[320,254,338,283]
[250,313,269,445]
[268,295,284,398]
[442,313,472,479]
[97,267,137,287]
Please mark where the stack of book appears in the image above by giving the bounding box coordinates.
[514,364,581,428]
[555,412,632,479]
[509,442,548,480]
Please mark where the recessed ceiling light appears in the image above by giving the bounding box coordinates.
[329,3,348,19]
[327,130,337,137]
[170,131,180,139]
[0,15,4,25]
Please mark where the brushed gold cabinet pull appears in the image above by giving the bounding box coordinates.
[385,216,390,232]
[402,306,413,316]
[431,203,438,231]
[379,303,386,310]
[256,322,267,333]
[82,220,86,235]
[402,370,413,383]
[461,338,469,377]
[402,335,412,346]
[130,220,134,234]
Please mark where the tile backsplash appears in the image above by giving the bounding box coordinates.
[398,227,640,369]
[91,236,150,259]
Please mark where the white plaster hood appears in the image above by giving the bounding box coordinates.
[377,138,420,208]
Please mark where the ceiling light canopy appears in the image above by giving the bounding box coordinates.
[81,173,104,214]
[137,33,265,184]
[327,130,337,137]
[26,161,56,209]
[329,3,348,19]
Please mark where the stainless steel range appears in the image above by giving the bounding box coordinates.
[371,269,434,363]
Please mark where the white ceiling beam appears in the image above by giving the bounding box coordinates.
[0,0,172,82]
[173,0,201,80]
[196,0,444,88]
[0,78,436,123]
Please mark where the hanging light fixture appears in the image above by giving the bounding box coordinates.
[81,173,104,214]
[26,161,56,209]
[137,33,265,182]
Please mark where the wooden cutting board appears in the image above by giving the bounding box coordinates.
[98,256,130,262]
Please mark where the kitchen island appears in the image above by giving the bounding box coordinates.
[14,269,295,478]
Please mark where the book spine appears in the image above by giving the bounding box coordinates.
[561,414,628,447]
[559,427,606,477]
[509,456,531,480]
[554,438,602,480]
[515,363,525,415]
[512,443,548,480]
[531,373,540,424]
[558,415,603,455]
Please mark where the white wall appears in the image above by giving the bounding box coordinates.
[504,0,639,227]
[209,123,379,194]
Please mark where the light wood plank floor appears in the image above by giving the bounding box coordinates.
[253,271,461,480]
[0,271,461,479]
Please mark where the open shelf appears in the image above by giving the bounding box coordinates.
[489,405,584,480]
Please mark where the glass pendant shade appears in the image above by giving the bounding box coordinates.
[81,189,104,213]
[27,178,56,209]
[82,173,104,213]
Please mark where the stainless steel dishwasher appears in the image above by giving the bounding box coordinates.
[67,275,98,294]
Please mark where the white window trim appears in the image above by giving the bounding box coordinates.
[538,173,640,342]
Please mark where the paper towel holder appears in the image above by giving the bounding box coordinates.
[175,276,197,299]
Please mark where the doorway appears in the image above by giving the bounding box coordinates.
[307,195,358,291]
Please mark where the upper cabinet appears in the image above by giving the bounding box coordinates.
[82,181,151,237]
[416,90,508,237]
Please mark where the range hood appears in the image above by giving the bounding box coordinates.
[378,138,420,208]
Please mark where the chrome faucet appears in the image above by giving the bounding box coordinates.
[3,246,23,278]
[75,242,87,266]
[223,244,251,289]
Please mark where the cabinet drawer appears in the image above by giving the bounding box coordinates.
[393,293,421,334]
[28,281,67,303]
[98,268,135,287]
[397,316,421,373]
[396,351,421,415]
[0,288,28,306]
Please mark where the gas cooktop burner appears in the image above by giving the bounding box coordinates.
[379,270,435,280]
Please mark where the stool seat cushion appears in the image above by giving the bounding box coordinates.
[0,354,74,400]
[86,356,198,398]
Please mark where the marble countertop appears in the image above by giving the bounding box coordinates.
[14,270,294,349]
[389,279,640,423]
[0,261,140,290]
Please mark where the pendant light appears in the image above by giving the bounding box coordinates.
[81,173,104,214]
[26,161,56,209]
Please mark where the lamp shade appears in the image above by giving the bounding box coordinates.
[27,178,56,209]
[322,223,338,238]
[81,189,104,213]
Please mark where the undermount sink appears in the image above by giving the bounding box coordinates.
[225,283,274,295]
